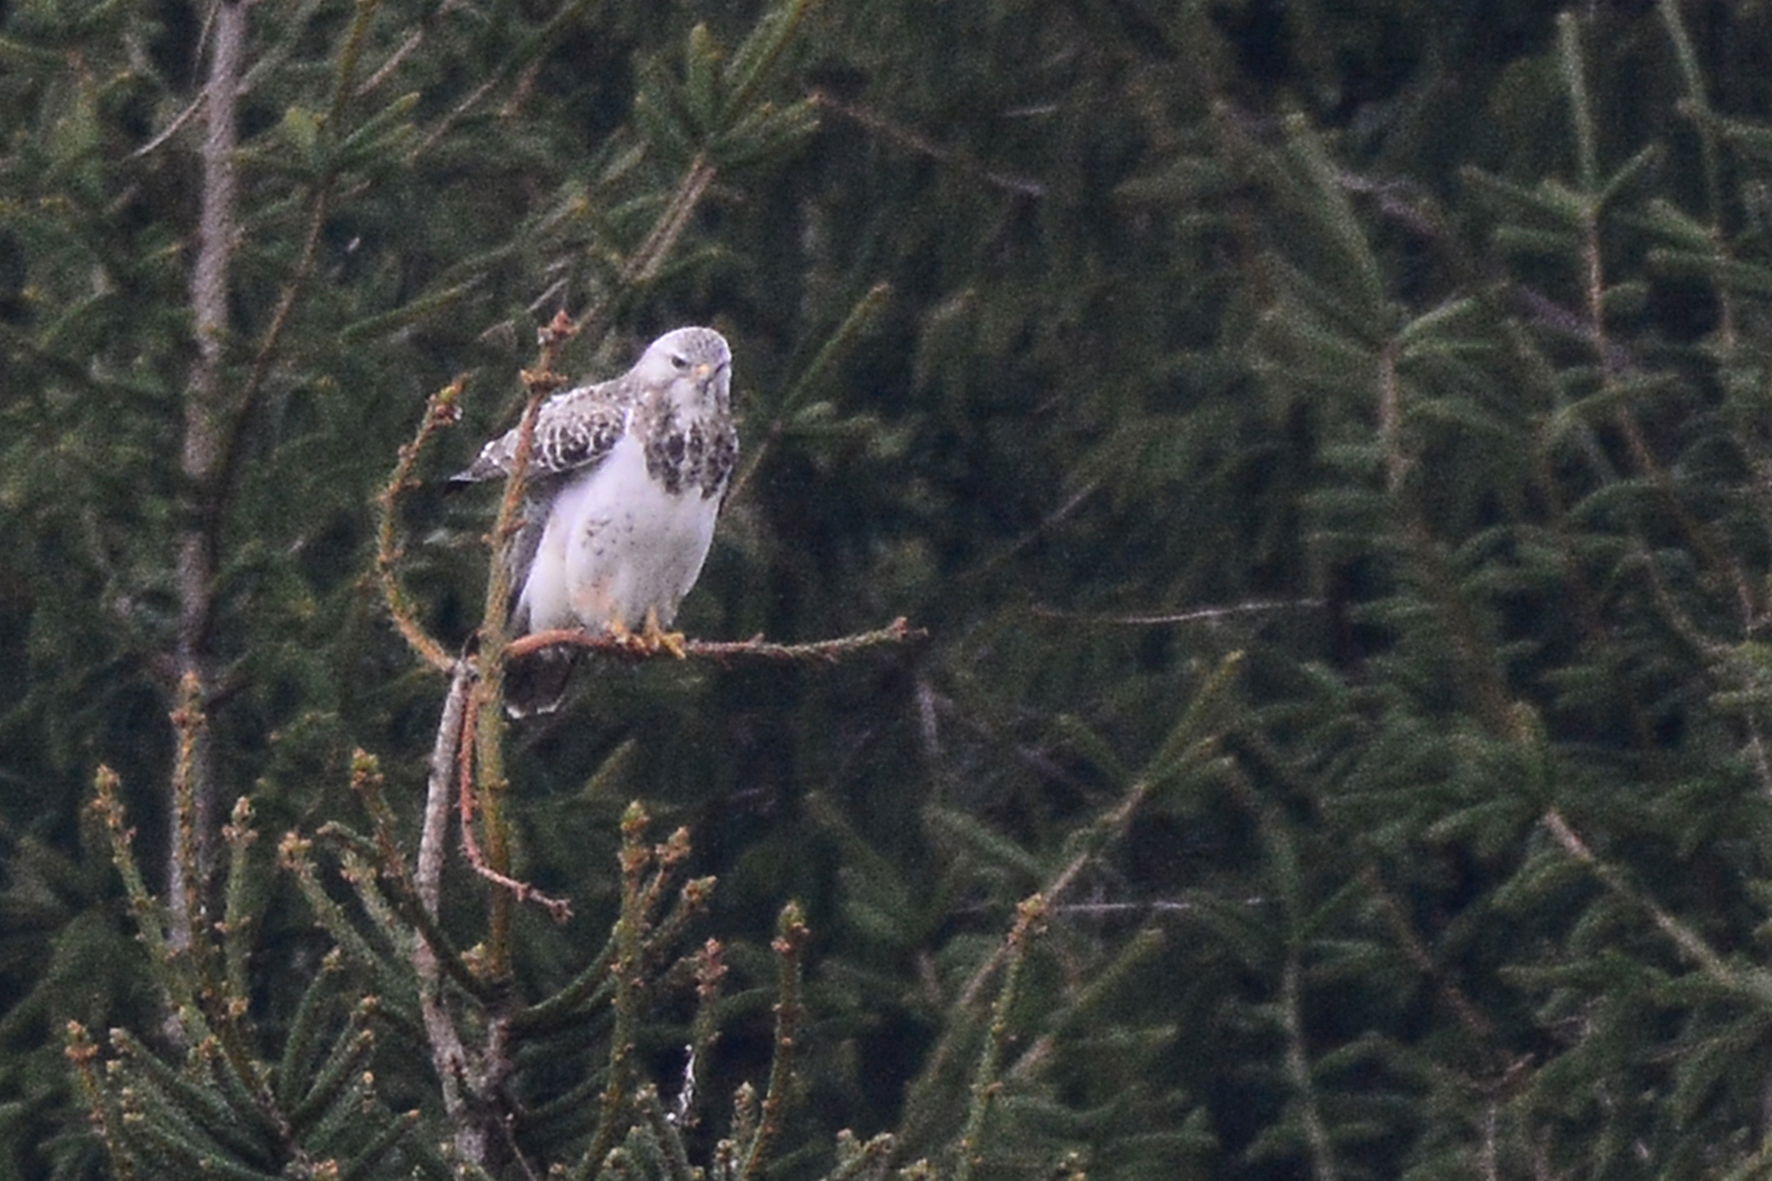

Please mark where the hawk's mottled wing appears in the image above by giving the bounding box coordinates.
[450,371,642,486]
[451,371,643,634]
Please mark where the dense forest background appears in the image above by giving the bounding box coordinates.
[9,0,1772,1177]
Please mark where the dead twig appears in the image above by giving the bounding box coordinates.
[505,617,926,665]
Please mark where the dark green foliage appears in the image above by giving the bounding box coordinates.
[21,0,1772,1177]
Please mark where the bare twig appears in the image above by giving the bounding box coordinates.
[458,816,574,923]
[1030,599,1324,627]
[505,616,925,665]
[416,662,478,1162]
[129,91,205,159]
[810,89,1045,199]
[419,663,473,915]
[1282,943,1339,1181]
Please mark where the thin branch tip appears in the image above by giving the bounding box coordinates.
[505,617,925,666]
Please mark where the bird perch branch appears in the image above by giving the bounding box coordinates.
[505,617,926,665]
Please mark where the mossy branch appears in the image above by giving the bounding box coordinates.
[473,311,576,979]
[376,376,466,675]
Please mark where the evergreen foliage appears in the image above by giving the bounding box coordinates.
[17,0,1772,1178]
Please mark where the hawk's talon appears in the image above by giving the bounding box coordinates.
[605,610,687,658]
[640,607,688,659]
[605,618,643,652]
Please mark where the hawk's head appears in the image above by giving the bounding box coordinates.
[633,326,731,408]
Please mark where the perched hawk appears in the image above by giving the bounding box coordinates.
[452,327,737,714]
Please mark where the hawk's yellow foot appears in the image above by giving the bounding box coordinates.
[639,606,688,658]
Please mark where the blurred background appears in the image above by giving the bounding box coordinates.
[7,1,1772,1177]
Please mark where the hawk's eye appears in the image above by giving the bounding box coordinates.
[670,354,689,371]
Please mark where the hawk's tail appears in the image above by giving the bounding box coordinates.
[504,645,581,717]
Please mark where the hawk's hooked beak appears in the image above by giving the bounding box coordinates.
[693,361,714,381]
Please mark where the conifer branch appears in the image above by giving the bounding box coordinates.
[1378,341,1515,733]
[904,654,1239,1148]
[219,796,259,1010]
[809,89,1044,198]
[1541,809,1767,997]
[90,768,188,1012]
[1559,11,1754,630]
[377,378,466,674]
[583,802,656,1172]
[683,938,728,1128]
[508,930,623,1037]
[720,0,820,119]
[412,0,601,158]
[345,750,411,888]
[1357,864,1500,1051]
[170,674,212,962]
[95,754,280,1141]
[314,819,490,1005]
[339,1107,423,1180]
[951,894,1045,1181]
[828,1130,896,1180]
[1280,944,1339,1181]
[65,1022,136,1181]
[625,155,717,289]
[738,901,809,1181]
[637,1085,698,1181]
[642,875,719,976]
[273,953,341,1110]
[728,280,892,503]
[473,312,576,978]
[1005,925,1166,1086]
[278,833,411,1008]
[1654,0,1735,348]
[283,1020,374,1132]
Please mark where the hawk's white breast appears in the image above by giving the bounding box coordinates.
[516,423,720,635]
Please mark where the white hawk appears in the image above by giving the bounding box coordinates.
[452,326,737,714]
